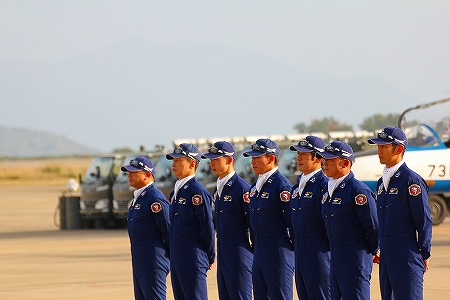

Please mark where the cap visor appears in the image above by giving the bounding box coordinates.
[202,153,222,159]
[166,153,186,160]
[243,150,264,157]
[290,145,313,152]
[316,152,339,159]
[367,138,392,145]
[121,165,140,172]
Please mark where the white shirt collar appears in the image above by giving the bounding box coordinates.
[256,167,278,192]
[328,173,349,198]
[383,161,404,190]
[216,171,235,197]
[298,169,321,196]
[174,175,195,199]
[131,182,153,206]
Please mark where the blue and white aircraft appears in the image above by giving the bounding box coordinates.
[352,98,450,225]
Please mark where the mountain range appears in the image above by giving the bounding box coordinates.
[0,126,99,157]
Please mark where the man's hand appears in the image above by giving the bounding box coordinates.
[373,251,380,264]
[424,259,429,272]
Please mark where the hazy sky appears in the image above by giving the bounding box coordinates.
[1,1,450,152]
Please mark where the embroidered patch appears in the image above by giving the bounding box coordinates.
[192,195,203,205]
[409,184,422,196]
[134,204,141,210]
[178,198,186,204]
[377,184,383,195]
[355,194,368,205]
[250,186,257,197]
[304,191,313,198]
[224,195,232,201]
[389,188,398,195]
[322,192,328,204]
[332,198,342,204]
[261,192,269,198]
[280,191,291,202]
[292,188,299,199]
[151,202,162,213]
[243,192,250,203]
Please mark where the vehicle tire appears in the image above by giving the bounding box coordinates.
[428,194,447,225]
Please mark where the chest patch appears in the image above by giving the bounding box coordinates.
[243,192,250,203]
[280,191,291,202]
[151,202,162,213]
[292,188,299,199]
[223,195,232,202]
[192,195,203,205]
[178,198,186,204]
[303,191,313,198]
[389,188,398,195]
[409,184,422,196]
[332,197,342,204]
[134,203,141,210]
[355,194,368,205]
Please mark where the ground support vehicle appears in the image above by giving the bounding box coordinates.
[79,155,125,228]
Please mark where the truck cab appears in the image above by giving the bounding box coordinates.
[79,155,124,228]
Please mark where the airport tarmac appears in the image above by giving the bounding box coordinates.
[0,185,449,299]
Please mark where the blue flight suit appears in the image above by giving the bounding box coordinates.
[214,173,253,300]
[127,184,170,300]
[169,177,215,300]
[249,170,294,300]
[321,171,378,300]
[376,163,432,300]
[291,170,331,300]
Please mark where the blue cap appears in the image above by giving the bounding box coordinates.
[317,141,355,162]
[202,141,237,160]
[368,126,408,148]
[243,138,280,157]
[166,143,202,162]
[290,135,326,153]
[121,156,155,174]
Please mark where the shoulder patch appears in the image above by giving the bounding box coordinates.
[151,202,162,213]
[192,194,203,205]
[409,184,422,196]
[280,191,291,202]
[355,194,368,205]
[243,192,250,203]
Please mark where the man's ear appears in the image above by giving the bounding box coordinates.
[343,159,349,167]
[395,145,405,154]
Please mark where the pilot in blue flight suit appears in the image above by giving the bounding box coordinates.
[166,143,215,300]
[123,157,170,300]
[243,138,294,300]
[202,141,253,300]
[368,127,432,300]
[318,141,378,300]
[289,136,331,300]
